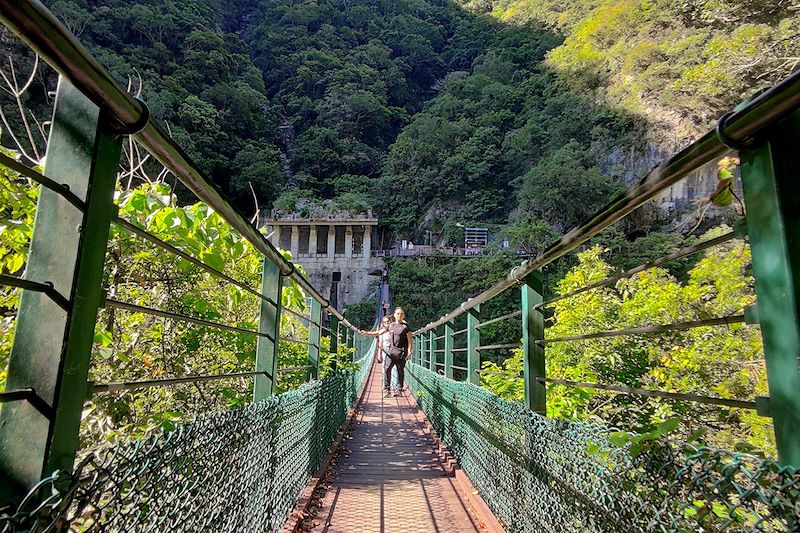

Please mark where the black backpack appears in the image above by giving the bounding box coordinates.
[387,322,409,358]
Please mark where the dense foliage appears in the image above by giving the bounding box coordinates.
[0,0,791,458]
[479,0,799,142]
[480,229,773,455]
[0,152,352,447]
[378,30,633,236]
[4,0,792,243]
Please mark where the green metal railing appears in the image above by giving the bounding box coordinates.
[2,350,374,531]
[409,365,798,532]
[408,66,800,530]
[2,0,800,531]
[0,0,372,526]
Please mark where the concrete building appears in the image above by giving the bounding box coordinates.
[262,213,383,310]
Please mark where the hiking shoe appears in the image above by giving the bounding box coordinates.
[383,390,392,398]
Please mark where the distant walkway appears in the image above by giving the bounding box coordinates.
[307,362,486,533]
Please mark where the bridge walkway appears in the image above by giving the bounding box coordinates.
[307,361,486,533]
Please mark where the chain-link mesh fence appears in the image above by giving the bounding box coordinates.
[408,364,799,532]
[0,351,372,532]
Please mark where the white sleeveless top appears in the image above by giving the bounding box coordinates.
[380,330,392,354]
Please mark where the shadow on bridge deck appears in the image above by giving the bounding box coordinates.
[306,362,488,533]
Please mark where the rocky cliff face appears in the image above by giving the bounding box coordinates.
[601,138,740,234]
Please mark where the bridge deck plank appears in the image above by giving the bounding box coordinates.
[306,362,486,533]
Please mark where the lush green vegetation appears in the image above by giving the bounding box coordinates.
[478,228,772,455]
[0,152,353,446]
[474,0,798,142]
[384,219,772,455]
[0,0,790,456]
[4,0,793,242]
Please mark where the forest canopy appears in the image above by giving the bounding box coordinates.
[4,0,792,242]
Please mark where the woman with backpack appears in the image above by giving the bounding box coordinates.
[362,307,413,397]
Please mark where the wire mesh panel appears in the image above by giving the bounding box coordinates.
[407,364,799,533]
[0,352,372,532]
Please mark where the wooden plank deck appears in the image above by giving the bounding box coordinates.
[307,361,487,533]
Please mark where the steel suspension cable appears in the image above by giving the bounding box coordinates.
[475,310,522,329]
[535,230,740,309]
[104,298,272,338]
[538,315,746,345]
[0,274,70,310]
[112,217,275,306]
[538,377,760,410]
[92,371,268,393]
[0,152,84,209]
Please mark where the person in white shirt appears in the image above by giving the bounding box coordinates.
[374,315,398,391]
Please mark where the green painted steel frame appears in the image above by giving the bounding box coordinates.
[739,110,800,466]
[253,260,282,401]
[420,328,427,368]
[467,306,481,386]
[307,300,322,381]
[521,271,546,414]
[0,80,121,503]
[444,321,454,379]
[328,314,339,371]
[429,329,438,370]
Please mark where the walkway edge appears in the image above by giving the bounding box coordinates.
[402,392,506,533]
[282,362,375,533]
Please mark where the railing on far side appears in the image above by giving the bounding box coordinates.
[412,69,800,467]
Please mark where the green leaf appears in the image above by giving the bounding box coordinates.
[687,428,707,442]
[94,330,113,347]
[629,443,644,458]
[609,431,629,447]
[162,411,183,421]
[657,417,680,435]
[7,254,24,274]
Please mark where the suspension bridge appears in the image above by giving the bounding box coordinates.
[0,1,799,531]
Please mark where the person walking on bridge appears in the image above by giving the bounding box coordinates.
[374,315,399,391]
[362,307,413,397]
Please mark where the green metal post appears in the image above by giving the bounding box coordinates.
[253,260,282,401]
[420,331,428,369]
[329,313,339,371]
[307,300,322,381]
[345,328,353,362]
[739,111,800,466]
[522,270,546,414]
[444,320,454,379]
[0,80,122,503]
[467,306,481,385]
[429,329,438,371]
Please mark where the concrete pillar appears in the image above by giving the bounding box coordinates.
[268,224,278,247]
[309,225,318,256]
[327,226,336,258]
[363,225,372,263]
[290,225,299,259]
[345,226,353,259]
